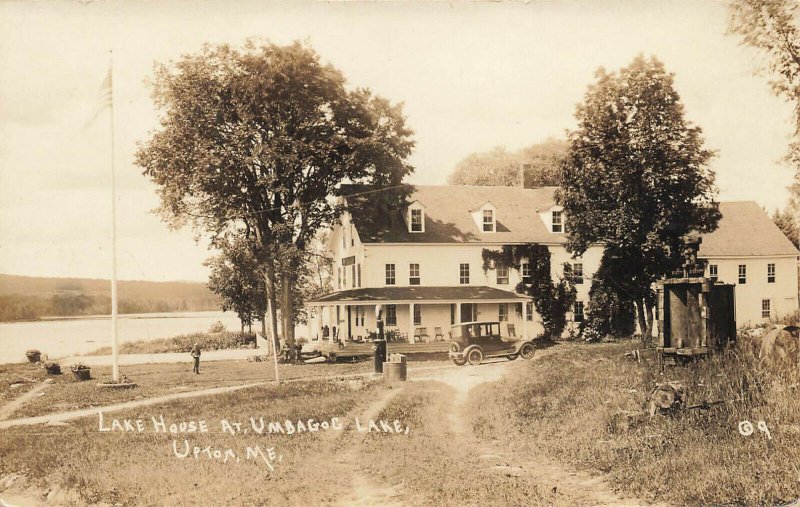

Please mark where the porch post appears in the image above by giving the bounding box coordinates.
[317,307,323,340]
[455,302,462,324]
[408,303,415,343]
[521,300,529,339]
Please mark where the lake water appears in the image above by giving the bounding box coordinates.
[0,311,251,364]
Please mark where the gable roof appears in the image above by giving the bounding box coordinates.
[698,201,799,257]
[345,185,799,257]
[347,185,564,244]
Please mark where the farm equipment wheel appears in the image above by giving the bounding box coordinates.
[519,343,536,360]
[452,357,467,366]
[467,348,484,366]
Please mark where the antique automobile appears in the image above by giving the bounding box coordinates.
[448,321,535,366]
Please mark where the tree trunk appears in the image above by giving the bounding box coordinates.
[265,259,280,355]
[644,301,655,348]
[635,299,648,347]
[281,270,295,346]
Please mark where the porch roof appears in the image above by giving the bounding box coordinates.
[306,286,529,306]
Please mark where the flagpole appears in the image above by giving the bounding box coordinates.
[109,50,120,382]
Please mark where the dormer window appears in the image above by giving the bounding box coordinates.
[472,201,497,233]
[552,210,563,233]
[483,209,494,232]
[407,201,426,233]
[411,209,423,232]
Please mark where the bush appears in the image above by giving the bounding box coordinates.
[70,363,90,372]
[43,362,61,375]
[208,321,225,333]
[25,349,41,363]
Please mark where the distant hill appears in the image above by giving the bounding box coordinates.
[0,274,220,321]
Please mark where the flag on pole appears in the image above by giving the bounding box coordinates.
[84,67,113,129]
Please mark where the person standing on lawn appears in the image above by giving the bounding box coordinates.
[190,343,201,374]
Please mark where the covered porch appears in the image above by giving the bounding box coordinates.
[304,286,533,347]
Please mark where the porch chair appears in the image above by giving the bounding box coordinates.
[434,327,444,341]
[414,327,429,343]
[507,324,516,338]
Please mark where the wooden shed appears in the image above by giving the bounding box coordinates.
[656,277,736,360]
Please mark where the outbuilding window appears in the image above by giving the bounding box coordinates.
[761,299,771,319]
[767,263,775,283]
[709,264,718,282]
[738,264,747,284]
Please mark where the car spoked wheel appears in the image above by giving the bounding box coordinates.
[467,348,484,366]
[452,357,467,366]
[519,343,535,360]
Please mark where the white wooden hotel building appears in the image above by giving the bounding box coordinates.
[305,186,799,342]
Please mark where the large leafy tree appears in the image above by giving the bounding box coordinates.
[730,0,800,218]
[447,139,567,188]
[205,235,266,333]
[137,42,414,346]
[556,55,720,344]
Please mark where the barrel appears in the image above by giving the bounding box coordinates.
[383,354,407,381]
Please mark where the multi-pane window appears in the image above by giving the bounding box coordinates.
[521,262,532,284]
[525,301,534,321]
[498,303,508,322]
[496,265,509,285]
[767,263,776,283]
[552,210,563,233]
[572,263,584,284]
[351,264,356,288]
[410,209,423,232]
[409,263,421,285]
[385,305,397,326]
[413,304,421,325]
[738,264,747,284]
[574,301,585,323]
[460,263,470,284]
[483,209,494,232]
[761,299,771,319]
[342,266,347,288]
[385,264,396,285]
[709,264,718,282]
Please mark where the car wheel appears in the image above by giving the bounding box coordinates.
[520,343,535,360]
[467,348,484,366]
[452,357,467,366]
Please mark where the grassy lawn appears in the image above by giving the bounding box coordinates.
[0,359,374,419]
[468,340,800,506]
[0,378,388,506]
[357,380,553,506]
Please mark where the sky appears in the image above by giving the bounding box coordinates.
[0,0,796,282]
